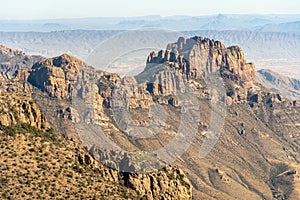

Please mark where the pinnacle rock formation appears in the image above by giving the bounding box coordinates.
[147,36,255,86]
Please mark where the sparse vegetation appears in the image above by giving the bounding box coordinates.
[0,124,138,199]
[3,123,58,142]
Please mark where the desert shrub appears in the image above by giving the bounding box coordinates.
[3,123,59,142]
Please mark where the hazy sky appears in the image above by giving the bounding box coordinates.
[1,0,300,20]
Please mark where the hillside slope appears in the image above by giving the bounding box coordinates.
[0,66,193,199]
[1,36,300,199]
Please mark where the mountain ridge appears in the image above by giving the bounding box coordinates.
[256,69,300,100]
[0,35,300,199]
[1,14,300,32]
[1,29,299,80]
[0,45,44,76]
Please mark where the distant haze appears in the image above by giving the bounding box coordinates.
[1,0,300,20]
[1,14,300,32]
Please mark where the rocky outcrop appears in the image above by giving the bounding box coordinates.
[28,54,89,99]
[0,91,192,200]
[87,146,193,199]
[22,37,256,106]
[0,92,49,129]
[0,71,32,94]
[0,46,43,94]
[145,36,256,103]
[109,76,154,109]
[147,36,255,87]
[0,45,44,75]
[124,166,192,200]
[2,36,300,200]
[0,48,194,199]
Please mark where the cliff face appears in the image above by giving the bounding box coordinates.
[28,54,89,99]
[0,46,43,94]
[147,36,255,86]
[0,50,193,199]
[0,92,193,199]
[0,71,32,94]
[0,92,49,129]
[24,37,256,106]
[145,37,256,104]
[124,166,192,199]
[1,35,300,199]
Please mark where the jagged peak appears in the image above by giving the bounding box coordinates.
[0,45,25,57]
[146,36,255,86]
[169,36,226,51]
[32,53,88,70]
[52,54,87,68]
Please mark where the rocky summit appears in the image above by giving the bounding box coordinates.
[148,36,255,85]
[28,54,90,99]
[0,36,300,199]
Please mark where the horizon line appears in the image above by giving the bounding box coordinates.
[1,13,300,21]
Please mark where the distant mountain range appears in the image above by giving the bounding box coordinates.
[0,14,299,81]
[256,69,300,100]
[0,29,299,79]
[1,14,300,32]
[259,21,300,32]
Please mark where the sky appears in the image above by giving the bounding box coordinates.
[0,0,300,20]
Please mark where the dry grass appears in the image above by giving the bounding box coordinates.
[0,125,138,200]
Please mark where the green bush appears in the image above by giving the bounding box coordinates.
[3,123,59,142]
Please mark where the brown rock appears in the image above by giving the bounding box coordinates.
[147,36,255,87]
[0,92,49,129]
[125,166,192,200]
[28,54,89,99]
